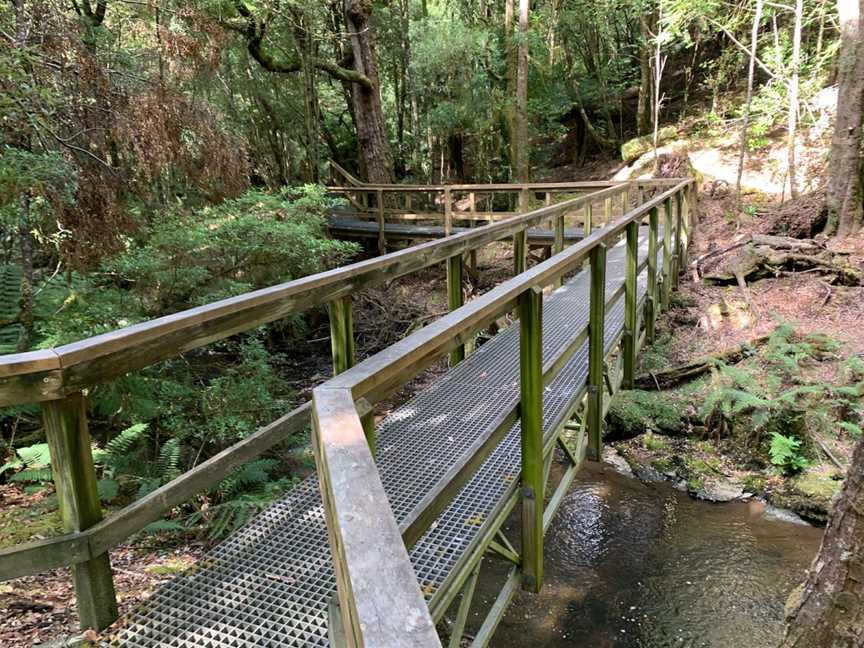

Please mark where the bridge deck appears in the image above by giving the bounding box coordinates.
[327,216,585,245]
[117,231,658,648]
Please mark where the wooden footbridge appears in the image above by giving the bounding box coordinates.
[0,174,694,647]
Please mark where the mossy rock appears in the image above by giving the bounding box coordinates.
[770,470,842,524]
[606,390,687,440]
[620,127,678,162]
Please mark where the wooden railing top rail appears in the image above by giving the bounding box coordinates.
[312,177,694,646]
[327,178,686,193]
[0,182,632,409]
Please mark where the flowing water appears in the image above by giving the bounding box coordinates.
[473,461,823,648]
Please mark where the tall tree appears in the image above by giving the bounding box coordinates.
[514,0,531,182]
[780,437,864,646]
[736,0,764,204]
[824,0,864,236]
[786,0,803,199]
[343,0,394,183]
[228,0,393,183]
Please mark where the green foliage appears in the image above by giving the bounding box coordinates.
[768,433,809,475]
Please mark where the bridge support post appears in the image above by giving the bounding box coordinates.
[518,286,544,593]
[662,198,673,310]
[603,196,612,224]
[444,187,453,236]
[42,393,118,631]
[447,254,465,366]
[646,207,659,342]
[586,244,607,461]
[583,202,593,237]
[622,221,639,389]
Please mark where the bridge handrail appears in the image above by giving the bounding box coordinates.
[312,178,695,645]
[0,179,654,632]
[0,183,633,409]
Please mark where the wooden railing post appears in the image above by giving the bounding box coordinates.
[646,207,659,342]
[376,189,387,255]
[518,286,543,593]
[444,187,453,236]
[603,196,612,224]
[621,187,630,215]
[513,188,529,275]
[42,394,118,631]
[586,244,607,461]
[673,190,684,289]
[329,297,376,453]
[681,183,692,268]
[467,191,478,277]
[447,254,465,366]
[662,198,673,310]
[328,296,355,376]
[583,203,593,236]
[622,221,639,389]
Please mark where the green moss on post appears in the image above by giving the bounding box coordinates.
[447,254,465,366]
[646,207,659,342]
[328,296,355,376]
[587,244,607,461]
[518,286,544,593]
[622,221,639,389]
[42,394,118,631]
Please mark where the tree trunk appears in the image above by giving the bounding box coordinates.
[825,0,864,236]
[504,0,518,178]
[780,436,864,647]
[736,0,764,204]
[344,0,393,183]
[514,0,530,182]
[637,13,653,136]
[786,0,803,199]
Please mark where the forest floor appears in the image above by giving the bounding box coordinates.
[601,109,864,525]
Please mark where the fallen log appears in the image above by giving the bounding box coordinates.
[635,334,770,390]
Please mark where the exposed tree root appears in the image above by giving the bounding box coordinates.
[699,234,862,286]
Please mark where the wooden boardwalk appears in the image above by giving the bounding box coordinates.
[117,233,657,647]
[0,177,694,647]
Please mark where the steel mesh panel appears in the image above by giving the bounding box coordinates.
[117,233,665,648]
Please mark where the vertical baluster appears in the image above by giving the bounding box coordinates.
[604,196,612,224]
[376,188,386,255]
[42,394,118,631]
[662,198,673,309]
[586,244,607,461]
[622,221,639,389]
[519,286,543,593]
[447,254,465,366]
[646,207,659,342]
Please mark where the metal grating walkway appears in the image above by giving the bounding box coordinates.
[116,232,660,647]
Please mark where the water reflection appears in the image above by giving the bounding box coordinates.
[481,462,823,648]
